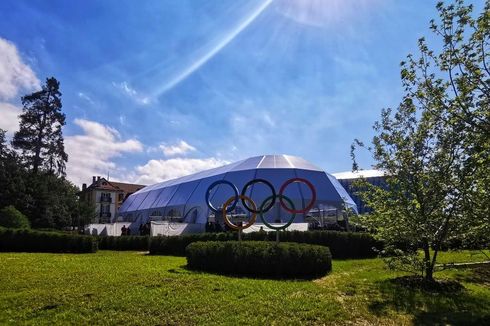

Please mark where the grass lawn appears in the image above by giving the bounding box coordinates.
[0,250,489,325]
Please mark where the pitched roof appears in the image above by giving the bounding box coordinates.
[84,178,146,194]
[110,181,146,194]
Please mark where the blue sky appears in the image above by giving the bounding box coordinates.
[0,0,449,185]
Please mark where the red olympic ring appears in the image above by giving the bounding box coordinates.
[278,177,316,214]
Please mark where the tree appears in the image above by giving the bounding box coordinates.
[13,77,68,176]
[24,173,79,229]
[75,201,97,229]
[0,129,29,214]
[352,0,490,282]
[0,205,30,229]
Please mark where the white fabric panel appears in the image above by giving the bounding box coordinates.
[85,222,134,236]
[242,223,309,233]
[85,224,109,236]
[150,222,204,236]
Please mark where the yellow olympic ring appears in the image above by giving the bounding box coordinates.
[222,195,257,231]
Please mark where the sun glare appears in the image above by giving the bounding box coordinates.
[276,0,379,27]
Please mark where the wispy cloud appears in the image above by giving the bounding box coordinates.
[0,37,40,101]
[112,81,150,105]
[77,92,95,105]
[151,0,273,97]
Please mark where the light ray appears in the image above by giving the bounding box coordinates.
[152,0,273,98]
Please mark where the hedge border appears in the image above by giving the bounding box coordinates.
[0,228,97,253]
[150,230,382,259]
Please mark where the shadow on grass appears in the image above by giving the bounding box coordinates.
[453,266,490,287]
[368,269,490,325]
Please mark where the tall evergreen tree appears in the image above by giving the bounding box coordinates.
[13,77,68,176]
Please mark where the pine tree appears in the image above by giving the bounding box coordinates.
[13,77,68,176]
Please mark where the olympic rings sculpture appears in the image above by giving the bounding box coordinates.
[205,178,316,231]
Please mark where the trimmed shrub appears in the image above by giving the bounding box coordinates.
[150,230,381,259]
[0,228,97,253]
[186,241,332,278]
[262,230,382,259]
[97,236,149,251]
[0,206,30,229]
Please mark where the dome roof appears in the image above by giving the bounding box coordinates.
[135,155,323,195]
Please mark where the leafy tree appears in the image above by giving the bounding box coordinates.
[352,0,490,281]
[0,129,29,213]
[12,77,68,176]
[75,201,97,229]
[410,0,490,248]
[0,205,30,229]
[24,173,79,229]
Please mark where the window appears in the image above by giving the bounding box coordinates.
[149,211,163,221]
[167,209,181,218]
[100,193,112,202]
[101,204,110,213]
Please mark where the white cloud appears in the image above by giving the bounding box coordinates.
[160,140,196,156]
[0,37,40,101]
[65,119,143,185]
[134,157,228,185]
[0,102,21,135]
[112,81,150,105]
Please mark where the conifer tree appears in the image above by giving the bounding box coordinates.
[13,77,68,176]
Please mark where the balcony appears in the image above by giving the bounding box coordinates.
[100,212,112,218]
[100,196,112,203]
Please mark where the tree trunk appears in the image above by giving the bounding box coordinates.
[33,90,52,174]
[423,243,434,281]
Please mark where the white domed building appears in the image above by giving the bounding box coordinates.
[114,155,356,234]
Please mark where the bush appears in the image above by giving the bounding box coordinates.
[0,206,30,229]
[263,230,382,259]
[150,230,381,259]
[0,228,97,253]
[97,236,149,251]
[186,241,332,278]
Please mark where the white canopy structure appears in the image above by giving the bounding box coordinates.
[116,155,357,230]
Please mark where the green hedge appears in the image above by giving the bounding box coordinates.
[0,228,97,253]
[149,232,233,256]
[186,241,332,278]
[97,236,149,251]
[258,230,382,259]
[150,230,381,259]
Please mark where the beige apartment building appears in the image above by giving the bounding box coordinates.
[79,176,145,223]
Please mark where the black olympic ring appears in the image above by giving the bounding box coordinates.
[205,180,239,213]
[205,178,316,215]
[240,178,276,214]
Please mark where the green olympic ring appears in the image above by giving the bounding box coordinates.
[258,194,296,231]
